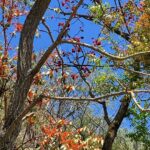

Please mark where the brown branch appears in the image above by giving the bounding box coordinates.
[42,20,65,82]
[4,0,51,129]
[1,1,52,148]
[77,66,95,98]
[4,89,150,138]
[44,90,150,102]
[120,66,150,76]
[4,95,44,138]
[28,0,83,77]
[105,25,130,41]
[76,64,111,124]
[61,40,150,61]
[102,95,130,150]
[17,0,51,79]
[50,9,130,41]
[101,102,111,125]
[118,0,130,34]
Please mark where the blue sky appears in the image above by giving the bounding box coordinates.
[0,0,149,131]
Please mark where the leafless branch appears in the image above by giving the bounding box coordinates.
[47,90,150,103]
[101,102,111,125]
[61,40,150,61]
[28,0,83,77]
[5,89,150,138]
[120,66,150,76]
[50,9,130,41]
[130,91,150,112]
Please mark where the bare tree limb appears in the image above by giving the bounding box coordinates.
[28,0,83,77]
[45,90,150,102]
[101,102,111,125]
[4,89,150,140]
[130,91,150,112]
[61,40,150,61]
[50,10,130,41]
[120,66,150,76]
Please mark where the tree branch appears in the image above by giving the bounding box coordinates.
[50,10,130,41]
[28,0,83,77]
[101,102,111,125]
[130,91,150,112]
[61,40,150,61]
[120,66,150,76]
[45,90,150,102]
[17,0,51,79]
[4,89,150,139]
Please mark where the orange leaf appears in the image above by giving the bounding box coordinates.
[28,90,34,100]
[27,116,36,125]
[41,126,57,137]
[15,23,23,32]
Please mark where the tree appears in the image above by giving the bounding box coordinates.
[0,0,150,149]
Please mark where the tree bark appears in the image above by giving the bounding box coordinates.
[0,0,50,149]
[102,96,130,150]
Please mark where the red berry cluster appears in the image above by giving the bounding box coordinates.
[62,0,71,6]
[58,22,65,27]
[72,46,82,53]
[71,74,78,80]
[93,39,101,46]
[81,66,91,73]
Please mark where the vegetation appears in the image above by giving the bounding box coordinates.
[0,0,150,149]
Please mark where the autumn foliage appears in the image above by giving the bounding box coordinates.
[0,0,150,150]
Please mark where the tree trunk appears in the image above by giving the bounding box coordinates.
[0,77,33,149]
[102,96,130,150]
[0,0,50,149]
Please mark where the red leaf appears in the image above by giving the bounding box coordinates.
[15,23,23,32]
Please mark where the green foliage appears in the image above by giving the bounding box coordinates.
[89,2,110,19]
[128,107,150,148]
[93,69,120,95]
